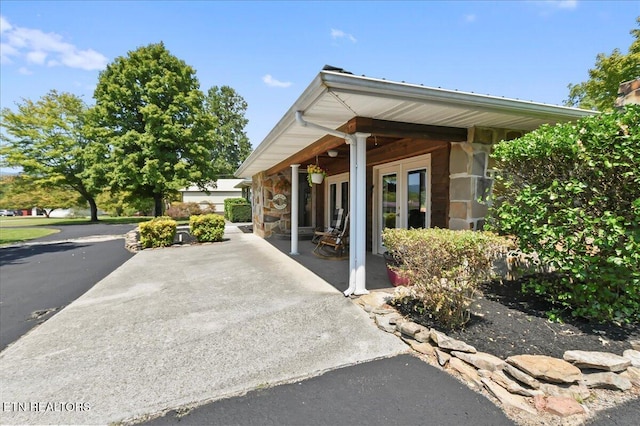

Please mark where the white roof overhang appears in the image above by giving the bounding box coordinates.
[236,70,595,178]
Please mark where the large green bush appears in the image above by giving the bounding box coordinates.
[384,228,509,329]
[488,105,640,323]
[189,214,225,242]
[224,197,249,221]
[139,216,177,248]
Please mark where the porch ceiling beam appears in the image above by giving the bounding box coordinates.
[346,117,467,142]
[265,133,346,176]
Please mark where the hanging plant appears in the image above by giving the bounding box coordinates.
[307,164,327,186]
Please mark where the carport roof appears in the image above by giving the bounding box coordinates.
[235,68,595,178]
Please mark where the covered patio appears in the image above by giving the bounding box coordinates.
[235,66,594,297]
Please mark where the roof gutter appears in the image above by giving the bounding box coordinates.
[294,111,355,143]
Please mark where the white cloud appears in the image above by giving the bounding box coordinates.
[262,74,292,88]
[550,0,578,9]
[0,16,13,33]
[18,67,32,75]
[0,15,108,71]
[331,28,357,43]
[464,14,477,23]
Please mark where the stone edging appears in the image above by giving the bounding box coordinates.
[354,290,640,424]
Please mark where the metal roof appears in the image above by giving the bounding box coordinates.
[235,70,595,178]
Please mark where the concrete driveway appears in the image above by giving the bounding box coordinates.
[0,227,406,425]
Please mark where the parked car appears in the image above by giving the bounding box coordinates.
[0,209,16,216]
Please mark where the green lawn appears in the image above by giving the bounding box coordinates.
[0,216,154,228]
[0,227,60,244]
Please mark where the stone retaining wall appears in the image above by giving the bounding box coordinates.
[355,290,639,424]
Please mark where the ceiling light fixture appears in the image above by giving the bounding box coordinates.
[327,150,338,158]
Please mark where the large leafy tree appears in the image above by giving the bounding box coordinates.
[0,175,83,217]
[90,42,218,216]
[0,91,104,221]
[204,86,252,176]
[565,17,640,111]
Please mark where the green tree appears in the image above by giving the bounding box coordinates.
[0,91,104,221]
[90,42,219,216]
[204,86,252,176]
[0,175,82,217]
[565,17,640,111]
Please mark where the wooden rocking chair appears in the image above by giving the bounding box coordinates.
[313,213,350,259]
[312,208,345,244]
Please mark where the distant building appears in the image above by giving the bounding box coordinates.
[180,179,246,212]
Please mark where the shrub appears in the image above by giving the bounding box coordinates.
[384,228,509,330]
[139,216,177,248]
[224,197,251,222]
[189,214,225,242]
[224,198,249,220]
[165,202,215,220]
[487,105,640,323]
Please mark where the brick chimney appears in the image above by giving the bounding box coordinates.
[615,78,640,108]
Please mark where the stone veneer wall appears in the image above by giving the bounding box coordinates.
[615,78,640,108]
[449,126,523,230]
[252,169,292,238]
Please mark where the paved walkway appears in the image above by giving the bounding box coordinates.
[0,226,407,425]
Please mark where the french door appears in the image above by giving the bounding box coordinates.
[374,154,431,254]
[325,172,349,227]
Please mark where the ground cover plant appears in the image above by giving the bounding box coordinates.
[487,105,640,324]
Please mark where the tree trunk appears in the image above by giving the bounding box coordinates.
[88,197,99,222]
[154,193,164,217]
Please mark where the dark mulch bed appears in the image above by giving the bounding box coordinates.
[393,279,640,360]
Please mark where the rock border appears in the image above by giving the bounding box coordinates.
[354,290,640,426]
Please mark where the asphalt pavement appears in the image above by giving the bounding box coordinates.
[0,223,137,351]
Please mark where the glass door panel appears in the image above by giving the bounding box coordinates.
[407,169,427,229]
[382,173,398,231]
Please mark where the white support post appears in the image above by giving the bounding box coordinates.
[343,132,370,296]
[345,138,357,296]
[290,164,300,255]
[354,132,369,295]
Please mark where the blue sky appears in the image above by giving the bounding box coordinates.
[1,1,637,151]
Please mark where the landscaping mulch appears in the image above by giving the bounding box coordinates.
[394,279,640,360]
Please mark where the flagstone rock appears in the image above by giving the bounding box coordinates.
[622,349,640,367]
[435,348,451,366]
[620,366,640,387]
[374,314,397,333]
[563,350,631,372]
[430,329,476,353]
[414,330,431,343]
[408,340,436,357]
[387,313,403,325]
[539,383,591,400]
[398,321,427,338]
[544,396,585,417]
[581,372,632,391]
[491,370,544,397]
[507,355,582,384]
[357,292,390,309]
[504,364,541,389]
[451,351,506,372]
[449,357,483,390]
[630,340,640,351]
[481,378,537,414]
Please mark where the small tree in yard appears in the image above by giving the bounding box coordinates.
[0,91,104,221]
[487,105,640,323]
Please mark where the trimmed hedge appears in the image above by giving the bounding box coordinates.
[189,214,225,242]
[384,228,509,330]
[224,197,251,222]
[488,105,640,323]
[139,216,177,248]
